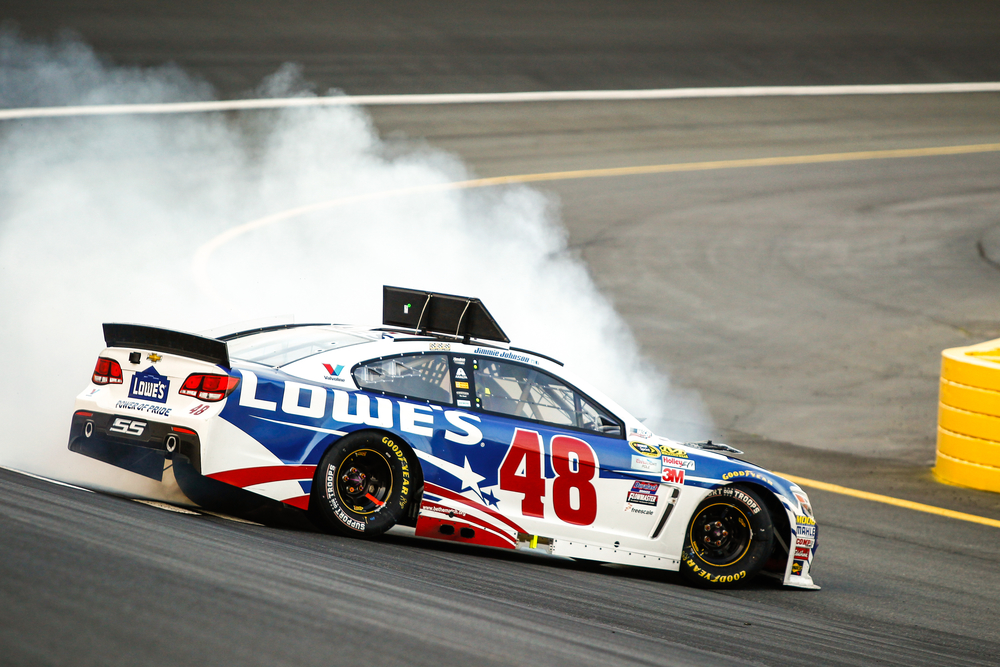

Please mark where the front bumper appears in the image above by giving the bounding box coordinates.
[784,515,820,589]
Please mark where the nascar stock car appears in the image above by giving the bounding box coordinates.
[68,286,819,589]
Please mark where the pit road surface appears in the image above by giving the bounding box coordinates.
[2,2,1000,665]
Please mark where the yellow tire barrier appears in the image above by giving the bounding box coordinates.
[939,379,1000,418]
[935,338,1000,492]
[938,404,1000,444]
[937,427,1000,468]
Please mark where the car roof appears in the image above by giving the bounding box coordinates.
[226,323,640,432]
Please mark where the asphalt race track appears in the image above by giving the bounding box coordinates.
[1,466,997,667]
[3,3,1000,666]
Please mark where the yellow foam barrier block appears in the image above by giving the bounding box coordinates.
[937,426,1000,468]
[939,379,1000,418]
[941,338,1000,392]
[938,403,1000,442]
[935,451,1000,493]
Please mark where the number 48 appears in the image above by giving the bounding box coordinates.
[498,429,598,526]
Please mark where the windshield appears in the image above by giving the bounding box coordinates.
[228,327,372,366]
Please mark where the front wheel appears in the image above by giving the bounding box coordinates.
[680,484,774,587]
[312,431,417,537]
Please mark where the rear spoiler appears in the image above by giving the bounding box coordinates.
[103,323,230,368]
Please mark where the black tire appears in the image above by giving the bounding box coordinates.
[680,484,774,587]
[312,431,417,537]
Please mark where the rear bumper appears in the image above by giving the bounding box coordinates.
[68,410,314,527]
[67,410,202,481]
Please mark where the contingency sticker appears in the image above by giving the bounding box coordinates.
[631,454,661,474]
[629,441,661,458]
[631,480,659,494]
[661,468,685,485]
[625,490,658,507]
[662,455,695,471]
[657,446,689,458]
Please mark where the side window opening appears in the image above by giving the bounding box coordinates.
[473,358,623,437]
[354,353,453,404]
[579,396,623,437]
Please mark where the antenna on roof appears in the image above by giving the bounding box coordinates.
[382,285,510,344]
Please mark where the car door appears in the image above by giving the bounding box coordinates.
[460,354,668,541]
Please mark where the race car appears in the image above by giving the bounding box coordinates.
[67,286,819,589]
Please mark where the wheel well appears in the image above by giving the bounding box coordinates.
[731,482,791,568]
[309,429,426,524]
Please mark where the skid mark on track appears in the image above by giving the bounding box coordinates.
[199,510,265,526]
[132,499,201,515]
[778,472,1000,528]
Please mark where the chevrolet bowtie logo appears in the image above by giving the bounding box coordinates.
[147,353,162,363]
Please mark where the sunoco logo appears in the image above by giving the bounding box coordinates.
[129,366,169,404]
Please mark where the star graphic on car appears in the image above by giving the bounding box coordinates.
[414,450,486,496]
[455,456,486,493]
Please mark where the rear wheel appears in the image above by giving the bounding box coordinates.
[312,431,417,537]
[680,484,774,587]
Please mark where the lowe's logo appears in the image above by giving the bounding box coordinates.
[129,366,169,404]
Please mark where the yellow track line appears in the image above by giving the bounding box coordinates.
[466,143,1000,185]
[777,472,1000,529]
[188,142,1000,525]
[192,142,1000,294]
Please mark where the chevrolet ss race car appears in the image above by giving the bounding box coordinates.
[68,286,819,589]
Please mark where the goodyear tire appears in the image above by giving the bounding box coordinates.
[313,431,417,537]
[680,484,774,587]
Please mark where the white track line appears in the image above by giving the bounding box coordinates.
[0,465,94,492]
[2,83,1000,120]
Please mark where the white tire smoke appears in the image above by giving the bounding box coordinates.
[0,29,710,493]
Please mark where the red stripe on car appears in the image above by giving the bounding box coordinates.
[424,481,526,535]
[282,495,311,510]
[208,464,316,488]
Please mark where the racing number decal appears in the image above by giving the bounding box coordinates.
[550,435,598,525]
[498,428,598,526]
[498,430,545,517]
